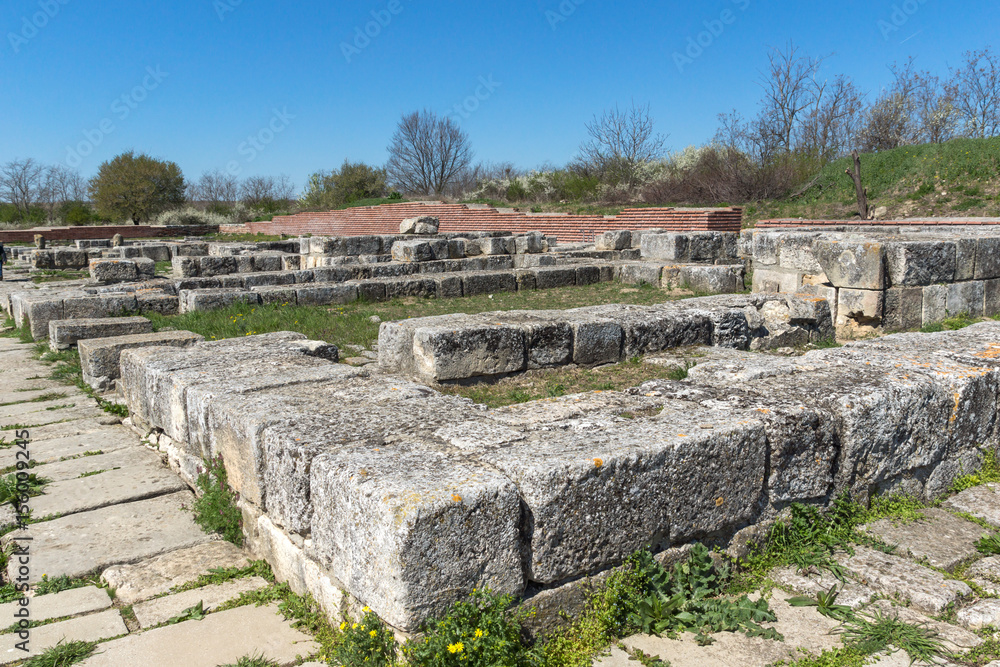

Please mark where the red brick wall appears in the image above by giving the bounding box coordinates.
[220,203,743,242]
[0,225,218,244]
[756,219,1000,229]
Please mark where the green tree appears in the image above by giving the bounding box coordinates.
[89,151,186,224]
[299,159,388,209]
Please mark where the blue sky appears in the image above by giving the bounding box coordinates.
[2,0,997,193]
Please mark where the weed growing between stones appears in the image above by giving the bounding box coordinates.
[169,559,274,595]
[28,336,129,418]
[404,589,541,667]
[838,609,945,664]
[771,646,873,667]
[0,471,48,505]
[786,585,855,622]
[190,455,244,547]
[219,655,280,667]
[334,608,398,667]
[21,639,96,666]
[34,574,92,597]
[921,311,979,333]
[951,451,1000,493]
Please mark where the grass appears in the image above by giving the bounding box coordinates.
[22,639,96,666]
[0,392,68,408]
[218,655,280,667]
[951,451,1000,493]
[24,338,129,418]
[145,282,691,352]
[30,270,88,284]
[921,311,979,333]
[438,358,684,408]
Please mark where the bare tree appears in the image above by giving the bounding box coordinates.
[386,110,474,196]
[240,175,295,208]
[947,47,1000,138]
[796,74,866,160]
[578,102,667,188]
[0,158,46,217]
[857,59,929,152]
[38,165,87,220]
[190,169,241,206]
[758,42,828,153]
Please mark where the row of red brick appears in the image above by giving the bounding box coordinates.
[0,225,219,244]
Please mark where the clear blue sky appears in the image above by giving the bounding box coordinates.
[2,0,997,193]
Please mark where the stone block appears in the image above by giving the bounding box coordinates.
[400,215,440,235]
[251,255,283,273]
[64,294,139,320]
[241,272,295,289]
[948,280,985,318]
[49,316,153,351]
[956,238,978,281]
[171,256,201,278]
[515,270,536,291]
[413,323,526,382]
[570,317,623,365]
[680,265,744,294]
[447,239,467,259]
[687,232,724,262]
[515,233,545,254]
[391,240,433,263]
[814,240,885,290]
[179,289,259,314]
[479,237,514,256]
[295,284,359,307]
[837,289,884,327]
[310,443,524,631]
[462,272,518,297]
[641,233,688,261]
[514,254,556,268]
[199,256,239,277]
[432,275,463,299]
[922,284,948,325]
[281,254,301,271]
[884,241,957,286]
[79,330,203,390]
[482,405,767,583]
[89,259,139,283]
[137,294,180,316]
[575,265,601,286]
[532,267,577,289]
[596,230,632,251]
[752,267,802,294]
[355,280,387,302]
[976,238,1000,280]
[986,279,1000,317]
[382,277,437,299]
[619,263,663,287]
[52,248,88,268]
[776,233,823,273]
[883,287,923,331]
[171,243,209,257]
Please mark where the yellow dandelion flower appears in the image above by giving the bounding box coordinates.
[448,642,464,654]
[340,622,347,631]
[474,628,484,639]
[370,629,378,638]
[352,623,358,630]
[363,606,371,613]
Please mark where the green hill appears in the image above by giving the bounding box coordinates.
[749,137,1000,223]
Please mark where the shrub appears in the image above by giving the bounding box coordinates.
[191,455,244,547]
[332,607,397,667]
[156,207,230,226]
[300,160,388,210]
[404,589,540,667]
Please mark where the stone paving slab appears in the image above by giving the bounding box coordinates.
[0,377,68,394]
[837,546,972,614]
[0,609,127,663]
[30,463,187,519]
[943,483,1000,528]
[2,491,212,583]
[133,576,270,628]
[30,447,160,483]
[78,604,318,667]
[861,508,986,571]
[0,426,136,468]
[15,418,112,442]
[967,556,1000,594]
[102,541,250,605]
[957,598,1000,630]
[0,586,111,625]
[770,565,876,608]
[0,397,86,419]
[0,405,102,430]
[0,388,83,406]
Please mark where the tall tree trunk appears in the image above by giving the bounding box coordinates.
[845,150,869,219]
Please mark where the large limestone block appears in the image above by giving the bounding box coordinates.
[461,271,518,297]
[775,233,824,273]
[295,283,358,307]
[836,288,884,327]
[596,230,632,251]
[400,215,440,235]
[413,322,526,382]
[581,304,714,358]
[922,283,948,324]
[975,237,1000,280]
[309,443,525,631]
[620,263,664,287]
[884,241,957,286]
[751,267,802,294]
[883,287,923,331]
[179,288,259,313]
[482,404,768,583]
[814,240,885,290]
[500,311,573,369]
[382,277,438,299]
[687,232,725,262]
[567,315,623,365]
[79,330,203,391]
[641,233,688,261]
[986,279,1000,317]
[48,316,153,351]
[391,239,434,263]
[861,508,984,571]
[89,258,140,283]
[948,280,985,318]
[533,267,577,289]
[680,265,744,294]
[63,294,139,320]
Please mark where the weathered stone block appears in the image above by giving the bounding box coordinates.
[252,286,298,305]
[49,316,153,351]
[619,263,663,287]
[252,255,283,273]
[956,239,977,281]
[432,275,463,299]
[89,259,139,284]
[948,280,985,318]
[575,265,601,286]
[641,233,688,261]
[515,233,545,254]
[752,267,802,294]
[883,287,923,331]
[680,265,744,294]
[295,284,359,307]
[462,272,518,297]
[382,278,437,299]
[570,317,623,365]
[885,241,957,286]
[63,294,139,320]
[986,279,1000,317]
[171,256,201,278]
[814,240,885,290]
[975,238,1000,280]
[413,324,526,382]
[80,331,203,391]
[310,444,524,631]
[447,239,466,259]
[199,256,239,277]
[533,267,577,289]
[179,289,259,314]
[596,231,631,251]
[137,294,180,316]
[400,216,440,235]
[478,237,514,256]
[391,240,432,263]
[837,289,884,328]
[923,284,948,325]
[514,254,556,268]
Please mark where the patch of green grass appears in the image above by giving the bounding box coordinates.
[190,455,244,547]
[154,261,173,275]
[34,574,93,597]
[921,312,979,333]
[169,560,274,595]
[23,639,97,666]
[771,646,873,667]
[864,493,927,524]
[144,282,689,352]
[0,472,49,505]
[961,636,1000,666]
[31,270,88,284]
[28,341,129,418]
[838,609,945,664]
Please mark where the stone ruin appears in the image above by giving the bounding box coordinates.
[3,221,1000,637]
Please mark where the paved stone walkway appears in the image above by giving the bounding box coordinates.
[592,486,1000,667]
[0,334,320,666]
